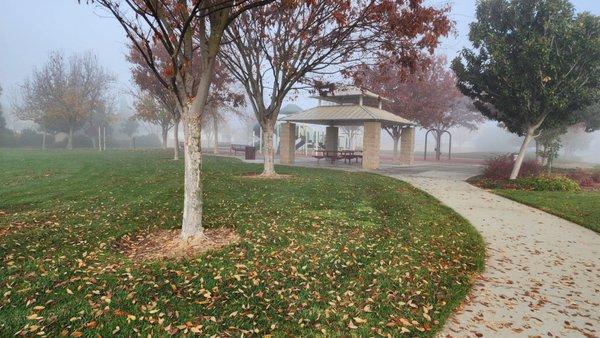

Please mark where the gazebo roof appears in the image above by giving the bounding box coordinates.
[281,104,416,127]
[311,85,392,106]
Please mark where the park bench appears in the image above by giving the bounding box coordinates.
[229,144,246,155]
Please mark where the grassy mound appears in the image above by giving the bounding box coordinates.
[0,149,484,337]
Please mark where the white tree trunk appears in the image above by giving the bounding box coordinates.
[173,119,180,160]
[98,126,102,151]
[392,136,400,162]
[177,29,222,239]
[42,130,46,150]
[181,108,204,239]
[510,114,547,180]
[213,117,219,154]
[67,127,73,150]
[261,123,276,176]
[510,128,536,180]
[102,127,106,150]
[162,127,169,149]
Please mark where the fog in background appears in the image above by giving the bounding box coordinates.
[1,0,599,163]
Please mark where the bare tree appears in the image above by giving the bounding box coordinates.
[341,126,360,150]
[13,85,52,149]
[14,51,113,149]
[220,1,451,176]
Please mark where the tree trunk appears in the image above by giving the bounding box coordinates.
[98,126,102,151]
[213,117,219,154]
[102,127,106,150]
[541,145,548,167]
[261,122,276,176]
[67,127,73,150]
[535,139,541,164]
[435,130,442,161]
[510,114,547,180]
[42,130,46,150]
[162,127,169,149]
[173,118,180,160]
[181,106,204,239]
[392,135,400,162]
[178,26,223,239]
[510,128,536,180]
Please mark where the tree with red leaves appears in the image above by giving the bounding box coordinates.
[128,42,181,159]
[128,41,244,158]
[220,0,452,176]
[84,0,275,239]
[133,92,174,149]
[355,55,483,161]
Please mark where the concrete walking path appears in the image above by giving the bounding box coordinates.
[383,169,599,337]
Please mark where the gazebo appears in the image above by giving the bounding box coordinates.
[280,86,416,169]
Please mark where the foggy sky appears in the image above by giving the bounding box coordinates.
[1,0,599,161]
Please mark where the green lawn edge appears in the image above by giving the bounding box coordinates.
[493,189,600,234]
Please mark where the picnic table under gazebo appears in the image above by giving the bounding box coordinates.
[313,149,363,164]
[279,86,417,170]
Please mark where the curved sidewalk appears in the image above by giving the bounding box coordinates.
[384,168,599,337]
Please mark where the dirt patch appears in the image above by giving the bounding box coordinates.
[238,172,294,180]
[118,228,239,261]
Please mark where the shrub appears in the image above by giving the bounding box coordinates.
[18,128,46,147]
[474,179,500,189]
[482,154,542,180]
[0,129,16,147]
[515,175,581,192]
[565,169,595,188]
[592,171,600,183]
[52,134,94,148]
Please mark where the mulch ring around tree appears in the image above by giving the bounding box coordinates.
[117,228,239,261]
[238,172,294,180]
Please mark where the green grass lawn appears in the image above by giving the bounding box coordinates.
[495,189,600,233]
[0,149,484,337]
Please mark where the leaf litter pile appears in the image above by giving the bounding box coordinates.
[0,150,484,337]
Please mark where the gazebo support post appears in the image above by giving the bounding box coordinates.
[400,127,415,165]
[325,126,339,153]
[362,121,381,170]
[280,122,296,165]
